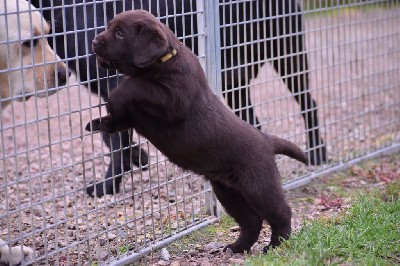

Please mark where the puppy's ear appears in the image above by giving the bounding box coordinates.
[132,23,168,68]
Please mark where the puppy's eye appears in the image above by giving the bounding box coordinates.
[115,28,123,39]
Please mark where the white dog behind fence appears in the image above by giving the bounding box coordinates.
[0,0,68,111]
[0,238,34,266]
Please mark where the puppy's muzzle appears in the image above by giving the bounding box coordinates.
[92,38,106,54]
[92,38,102,47]
[92,38,118,69]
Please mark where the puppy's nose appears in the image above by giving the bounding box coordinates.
[92,39,99,47]
[58,68,71,85]
[92,38,105,49]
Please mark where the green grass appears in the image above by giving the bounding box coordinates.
[245,192,400,266]
[385,180,400,202]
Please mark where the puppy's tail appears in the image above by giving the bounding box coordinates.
[268,135,308,165]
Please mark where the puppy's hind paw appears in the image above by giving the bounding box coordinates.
[222,243,251,254]
[223,247,234,255]
[85,118,101,132]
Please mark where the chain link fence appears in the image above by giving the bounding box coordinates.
[0,0,399,265]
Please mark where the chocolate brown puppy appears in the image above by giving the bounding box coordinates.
[86,10,308,253]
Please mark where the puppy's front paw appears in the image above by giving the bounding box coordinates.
[85,118,101,132]
[85,116,117,133]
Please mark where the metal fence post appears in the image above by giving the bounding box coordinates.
[198,0,223,216]
[204,1,222,98]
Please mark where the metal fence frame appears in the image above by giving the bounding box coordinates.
[0,0,399,265]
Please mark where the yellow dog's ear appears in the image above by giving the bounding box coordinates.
[132,22,168,68]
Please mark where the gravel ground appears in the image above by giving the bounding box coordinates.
[0,7,399,265]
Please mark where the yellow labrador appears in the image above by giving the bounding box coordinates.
[0,0,69,110]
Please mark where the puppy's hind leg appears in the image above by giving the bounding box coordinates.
[210,180,262,254]
[263,201,292,252]
[236,167,292,253]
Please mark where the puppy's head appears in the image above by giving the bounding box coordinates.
[0,0,69,109]
[92,10,169,70]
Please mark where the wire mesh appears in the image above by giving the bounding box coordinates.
[0,0,399,265]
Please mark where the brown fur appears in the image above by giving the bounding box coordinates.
[86,10,308,253]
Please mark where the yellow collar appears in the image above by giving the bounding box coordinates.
[160,48,177,63]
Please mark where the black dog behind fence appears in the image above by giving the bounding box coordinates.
[30,0,326,198]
